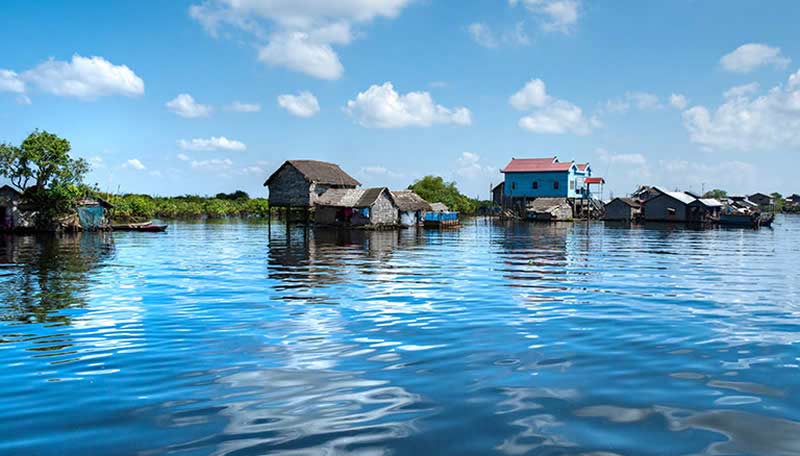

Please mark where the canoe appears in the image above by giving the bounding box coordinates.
[112,223,168,232]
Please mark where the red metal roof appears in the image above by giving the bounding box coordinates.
[501,158,574,173]
[585,177,605,184]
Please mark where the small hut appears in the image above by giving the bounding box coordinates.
[391,190,431,227]
[264,160,360,216]
[314,187,398,228]
[75,197,114,231]
[604,197,641,221]
[0,185,27,231]
[527,197,572,221]
[642,191,695,222]
[688,198,722,224]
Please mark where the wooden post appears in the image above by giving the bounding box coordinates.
[268,205,272,240]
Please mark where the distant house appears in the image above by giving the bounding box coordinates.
[315,187,398,228]
[603,197,641,221]
[688,198,722,223]
[500,157,602,204]
[492,182,506,207]
[391,190,431,227]
[642,190,696,222]
[429,202,449,212]
[265,160,360,208]
[76,197,114,231]
[632,185,663,202]
[527,197,573,221]
[748,193,774,209]
[786,194,800,208]
[0,185,27,231]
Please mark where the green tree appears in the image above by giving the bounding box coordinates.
[0,130,89,191]
[703,189,728,200]
[771,192,785,212]
[408,175,478,213]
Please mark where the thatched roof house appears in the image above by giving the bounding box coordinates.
[265,160,360,208]
[315,187,398,228]
[391,190,431,227]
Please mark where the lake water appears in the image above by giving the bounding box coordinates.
[2,217,800,455]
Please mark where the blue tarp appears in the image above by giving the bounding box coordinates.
[424,211,458,222]
[78,206,106,230]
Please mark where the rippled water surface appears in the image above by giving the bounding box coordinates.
[2,217,800,455]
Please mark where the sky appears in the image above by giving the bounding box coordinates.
[2,1,800,200]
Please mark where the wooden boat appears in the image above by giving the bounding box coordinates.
[719,212,774,228]
[112,221,168,232]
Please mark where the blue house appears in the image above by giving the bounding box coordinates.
[501,157,601,200]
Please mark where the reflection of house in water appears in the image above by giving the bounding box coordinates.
[0,233,115,324]
[267,227,423,300]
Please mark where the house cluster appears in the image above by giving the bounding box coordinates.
[604,186,775,227]
[264,160,454,229]
[0,184,113,232]
[492,157,605,221]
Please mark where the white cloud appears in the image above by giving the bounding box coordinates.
[720,43,790,73]
[361,165,403,178]
[177,136,246,151]
[510,79,550,110]
[241,165,266,175]
[89,156,105,169]
[16,95,32,105]
[177,153,190,161]
[191,158,234,170]
[277,91,320,117]
[190,0,412,79]
[258,31,344,80]
[723,82,759,99]
[345,82,472,128]
[0,70,25,93]
[656,159,758,194]
[468,23,497,48]
[605,91,662,113]
[123,159,146,171]
[456,152,497,179]
[510,0,580,34]
[510,78,594,135]
[166,93,212,118]
[669,93,688,110]
[682,68,800,151]
[20,55,143,100]
[226,101,261,112]
[596,148,646,165]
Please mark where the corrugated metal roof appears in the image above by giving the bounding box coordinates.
[661,191,696,205]
[501,157,574,173]
[316,187,391,208]
[692,198,723,207]
[265,160,360,187]
[585,177,605,184]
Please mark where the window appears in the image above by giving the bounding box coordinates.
[553,181,559,190]
[511,182,516,190]
[570,180,575,190]
[532,181,538,189]
[667,207,676,215]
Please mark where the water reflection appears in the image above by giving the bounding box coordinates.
[0,233,115,324]
[0,218,799,455]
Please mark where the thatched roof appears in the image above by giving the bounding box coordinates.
[391,190,431,211]
[429,202,449,212]
[316,187,394,208]
[264,160,360,187]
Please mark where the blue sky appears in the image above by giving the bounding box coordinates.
[2,1,800,199]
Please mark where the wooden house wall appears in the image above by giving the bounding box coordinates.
[604,200,636,220]
[267,165,313,207]
[369,192,398,225]
[643,194,688,222]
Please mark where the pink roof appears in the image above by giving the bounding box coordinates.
[501,157,574,173]
[576,163,589,171]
